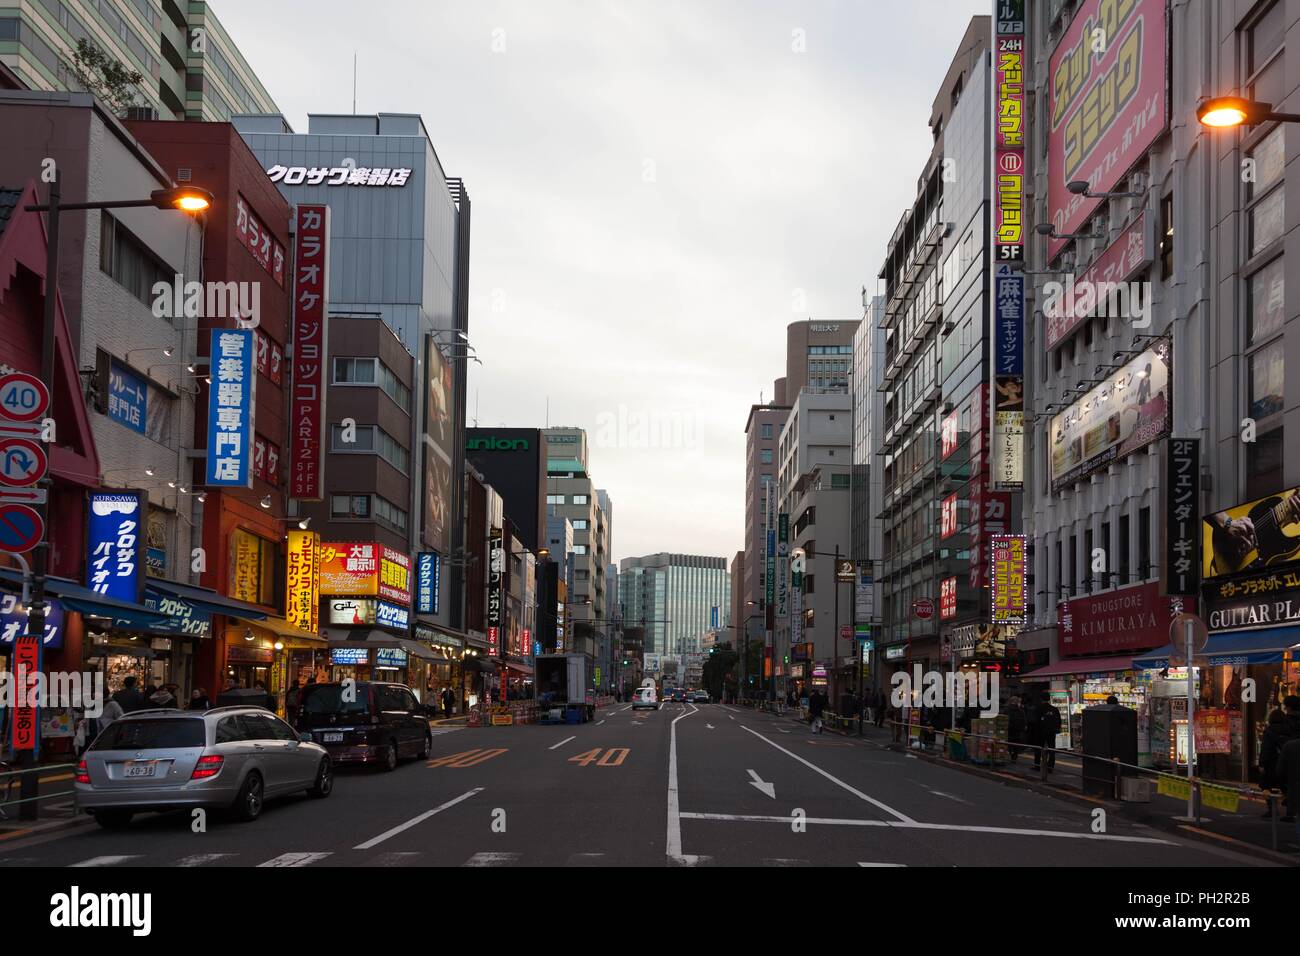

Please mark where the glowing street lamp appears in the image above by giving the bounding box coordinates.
[1196,96,1300,128]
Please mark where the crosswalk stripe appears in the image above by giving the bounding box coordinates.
[429,727,463,736]
[858,861,907,867]
[70,855,141,867]
[257,852,332,867]
[367,852,423,866]
[175,853,238,867]
[463,851,521,867]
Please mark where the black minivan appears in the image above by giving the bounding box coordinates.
[294,682,435,771]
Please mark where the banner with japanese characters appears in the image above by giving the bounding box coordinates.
[1165,438,1201,597]
[286,530,320,634]
[234,193,286,287]
[319,542,379,596]
[290,204,330,501]
[990,533,1027,623]
[86,490,146,604]
[205,329,255,487]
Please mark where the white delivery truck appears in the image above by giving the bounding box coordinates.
[535,653,596,723]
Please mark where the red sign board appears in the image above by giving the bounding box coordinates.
[1057,581,1193,656]
[940,492,959,540]
[1047,0,1167,259]
[0,372,50,423]
[11,636,39,751]
[235,194,286,287]
[912,598,934,620]
[941,410,959,460]
[940,577,958,620]
[289,205,330,500]
[1044,211,1151,349]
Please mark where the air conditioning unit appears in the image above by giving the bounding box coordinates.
[125,106,159,121]
[177,167,193,182]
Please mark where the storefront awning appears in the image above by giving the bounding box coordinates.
[148,580,269,620]
[1134,628,1300,668]
[501,660,533,677]
[1021,654,1137,681]
[233,614,324,643]
[0,567,168,627]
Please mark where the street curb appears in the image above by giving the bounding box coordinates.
[0,813,93,842]
[900,744,1298,866]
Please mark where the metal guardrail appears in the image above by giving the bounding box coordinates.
[0,762,77,821]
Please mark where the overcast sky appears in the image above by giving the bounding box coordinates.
[216,0,982,565]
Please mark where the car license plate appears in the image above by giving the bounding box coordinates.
[323,732,343,743]
[125,762,156,778]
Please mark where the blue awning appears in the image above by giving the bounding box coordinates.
[1133,627,1300,668]
[0,567,168,626]
[146,579,268,620]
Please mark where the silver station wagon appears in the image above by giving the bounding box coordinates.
[75,706,333,828]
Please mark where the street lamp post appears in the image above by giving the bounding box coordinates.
[15,176,212,819]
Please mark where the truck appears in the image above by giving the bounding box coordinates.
[535,653,596,722]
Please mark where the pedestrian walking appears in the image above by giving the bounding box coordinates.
[809,688,826,734]
[441,686,454,719]
[1006,696,1026,762]
[1275,733,1300,842]
[1262,696,1300,821]
[189,688,210,711]
[111,676,144,714]
[1038,698,1062,773]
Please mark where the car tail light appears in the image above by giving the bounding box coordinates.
[191,754,224,779]
[75,760,90,784]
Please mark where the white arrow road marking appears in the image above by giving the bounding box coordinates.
[70,855,141,867]
[859,861,907,867]
[596,719,605,726]
[355,788,483,850]
[257,852,331,867]
[740,725,915,823]
[927,790,968,803]
[747,769,775,799]
[706,723,715,729]
[728,714,736,721]
[548,735,576,750]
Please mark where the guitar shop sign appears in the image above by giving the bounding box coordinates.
[1204,566,1300,633]
[1202,484,1300,582]
[1057,581,1191,655]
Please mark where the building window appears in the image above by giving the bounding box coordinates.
[99,212,175,313]
[761,449,774,464]
[1159,193,1173,281]
[1248,2,1286,106]
[1247,256,1285,343]
[1247,428,1285,499]
[1138,507,1151,579]
[572,519,588,530]
[831,473,850,489]
[329,424,410,474]
[333,357,411,413]
[373,495,408,534]
[572,494,589,505]
[573,544,588,555]
[330,494,370,519]
[1248,339,1284,421]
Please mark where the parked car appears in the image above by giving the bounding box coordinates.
[75,706,332,829]
[691,690,710,704]
[294,681,434,770]
[632,687,660,710]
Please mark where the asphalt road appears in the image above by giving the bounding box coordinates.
[0,705,1274,867]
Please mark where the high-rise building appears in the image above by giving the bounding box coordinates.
[233,112,471,642]
[465,427,545,553]
[851,293,886,680]
[543,427,603,661]
[875,18,991,680]
[618,553,729,657]
[0,1,279,122]
[785,320,858,392]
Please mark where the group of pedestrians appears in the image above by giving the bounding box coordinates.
[1259,695,1300,833]
[1001,693,1063,771]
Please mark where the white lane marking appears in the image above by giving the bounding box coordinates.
[175,853,237,867]
[257,852,331,867]
[368,852,423,866]
[859,861,907,867]
[620,705,633,712]
[682,812,887,826]
[891,821,1174,845]
[927,790,969,804]
[354,788,483,850]
[705,723,715,729]
[596,719,606,726]
[667,702,700,864]
[679,812,1175,845]
[728,714,736,721]
[747,769,776,799]
[763,858,808,865]
[548,735,577,751]
[740,725,914,824]
[429,727,463,736]
[777,729,790,734]
[70,855,142,867]
[464,851,521,867]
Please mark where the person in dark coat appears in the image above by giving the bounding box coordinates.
[111,676,145,714]
[808,688,827,734]
[1258,709,1288,817]
[1025,695,1045,769]
[1038,698,1063,773]
[189,688,210,711]
[1006,696,1027,762]
[1276,734,1300,841]
[441,686,454,719]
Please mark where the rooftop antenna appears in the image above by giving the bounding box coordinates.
[352,51,357,114]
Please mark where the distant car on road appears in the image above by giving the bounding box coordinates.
[670,688,687,703]
[75,706,332,829]
[691,691,710,704]
[632,687,660,710]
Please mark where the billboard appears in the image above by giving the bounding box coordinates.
[487,526,504,655]
[289,204,330,500]
[205,328,255,487]
[319,542,379,595]
[379,546,411,605]
[1057,581,1191,655]
[86,490,145,604]
[990,533,1027,624]
[285,530,320,634]
[1048,0,1168,259]
[1201,485,1300,581]
[422,334,454,554]
[1049,339,1170,491]
[416,552,440,615]
[1166,437,1200,597]
[1044,211,1152,350]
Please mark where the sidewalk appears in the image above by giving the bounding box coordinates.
[774,710,1298,864]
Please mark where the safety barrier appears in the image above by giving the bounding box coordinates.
[0,762,77,821]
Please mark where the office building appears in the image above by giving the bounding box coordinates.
[618,553,729,657]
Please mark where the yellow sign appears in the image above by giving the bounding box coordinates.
[229,528,263,604]
[285,530,320,634]
[1200,783,1240,814]
[490,715,514,726]
[1157,775,1190,800]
